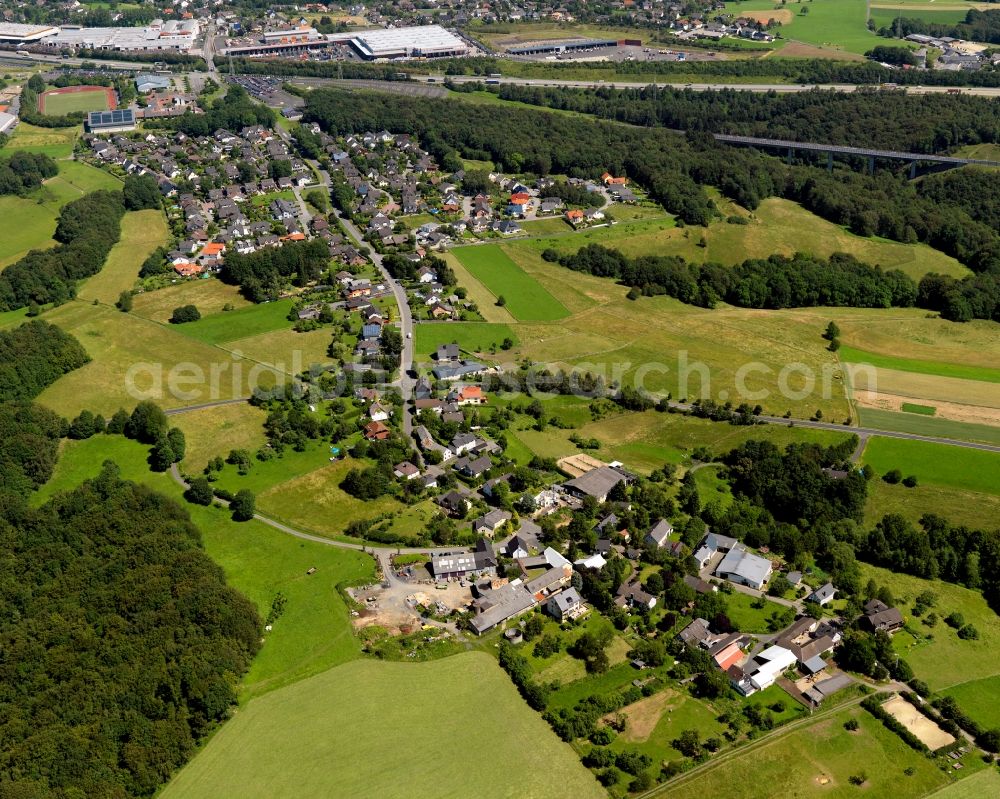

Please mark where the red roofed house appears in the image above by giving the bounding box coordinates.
[601,172,628,186]
[565,208,585,226]
[713,641,745,672]
[454,385,487,406]
[363,421,391,441]
[510,192,531,205]
[198,242,225,268]
[174,261,204,277]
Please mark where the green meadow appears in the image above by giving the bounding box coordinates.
[176,298,296,344]
[453,244,569,321]
[839,345,1000,384]
[414,320,518,360]
[862,437,1000,497]
[160,654,604,799]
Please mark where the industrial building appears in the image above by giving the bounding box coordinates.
[218,26,332,57]
[0,22,59,44]
[349,25,468,60]
[87,108,136,133]
[41,20,199,52]
[135,74,172,93]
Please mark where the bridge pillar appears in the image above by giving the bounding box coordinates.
[909,161,917,180]
[867,156,875,175]
[827,151,833,172]
[786,146,794,164]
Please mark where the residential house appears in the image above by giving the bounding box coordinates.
[393,461,420,480]
[438,490,471,516]
[807,582,837,607]
[472,509,512,538]
[547,588,587,622]
[363,420,391,441]
[645,519,674,549]
[564,465,633,503]
[730,645,797,696]
[715,544,773,591]
[863,599,904,634]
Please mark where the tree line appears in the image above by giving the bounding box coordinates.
[877,9,1000,44]
[0,190,126,310]
[0,463,261,798]
[221,238,330,302]
[546,244,918,311]
[493,83,1000,154]
[167,85,275,138]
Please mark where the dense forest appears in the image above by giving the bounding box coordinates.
[0,464,261,798]
[302,90,1000,276]
[492,84,1000,154]
[0,151,58,195]
[0,190,126,310]
[0,402,65,495]
[0,320,90,401]
[221,238,330,302]
[877,9,1000,44]
[546,245,917,310]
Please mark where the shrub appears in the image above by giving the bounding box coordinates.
[882,469,903,484]
[170,304,201,324]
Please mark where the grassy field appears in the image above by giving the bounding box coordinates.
[941,676,1000,731]
[161,653,605,799]
[512,409,853,474]
[660,703,962,799]
[170,403,268,473]
[452,244,570,321]
[176,298,296,345]
[3,122,78,158]
[533,198,967,282]
[861,564,1000,692]
[864,476,1000,531]
[839,345,1000,384]
[901,402,935,415]
[861,437,1000,497]
[413,320,518,360]
[723,591,791,633]
[32,301,247,416]
[131,279,252,323]
[32,433,378,700]
[926,768,1000,799]
[40,86,112,116]
[725,0,882,56]
[857,408,1000,446]
[77,209,170,304]
[0,160,121,268]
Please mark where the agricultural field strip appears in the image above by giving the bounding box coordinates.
[636,693,871,798]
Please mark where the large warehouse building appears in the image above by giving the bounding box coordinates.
[0,22,59,44]
[38,20,199,52]
[349,25,468,60]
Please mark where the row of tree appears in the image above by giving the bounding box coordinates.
[877,9,1000,44]
[547,244,918,311]
[0,190,126,310]
[221,238,330,302]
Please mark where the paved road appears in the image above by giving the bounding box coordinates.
[409,73,1000,97]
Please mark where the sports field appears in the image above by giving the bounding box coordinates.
[862,437,1000,497]
[161,653,605,799]
[38,85,115,116]
[452,244,569,321]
